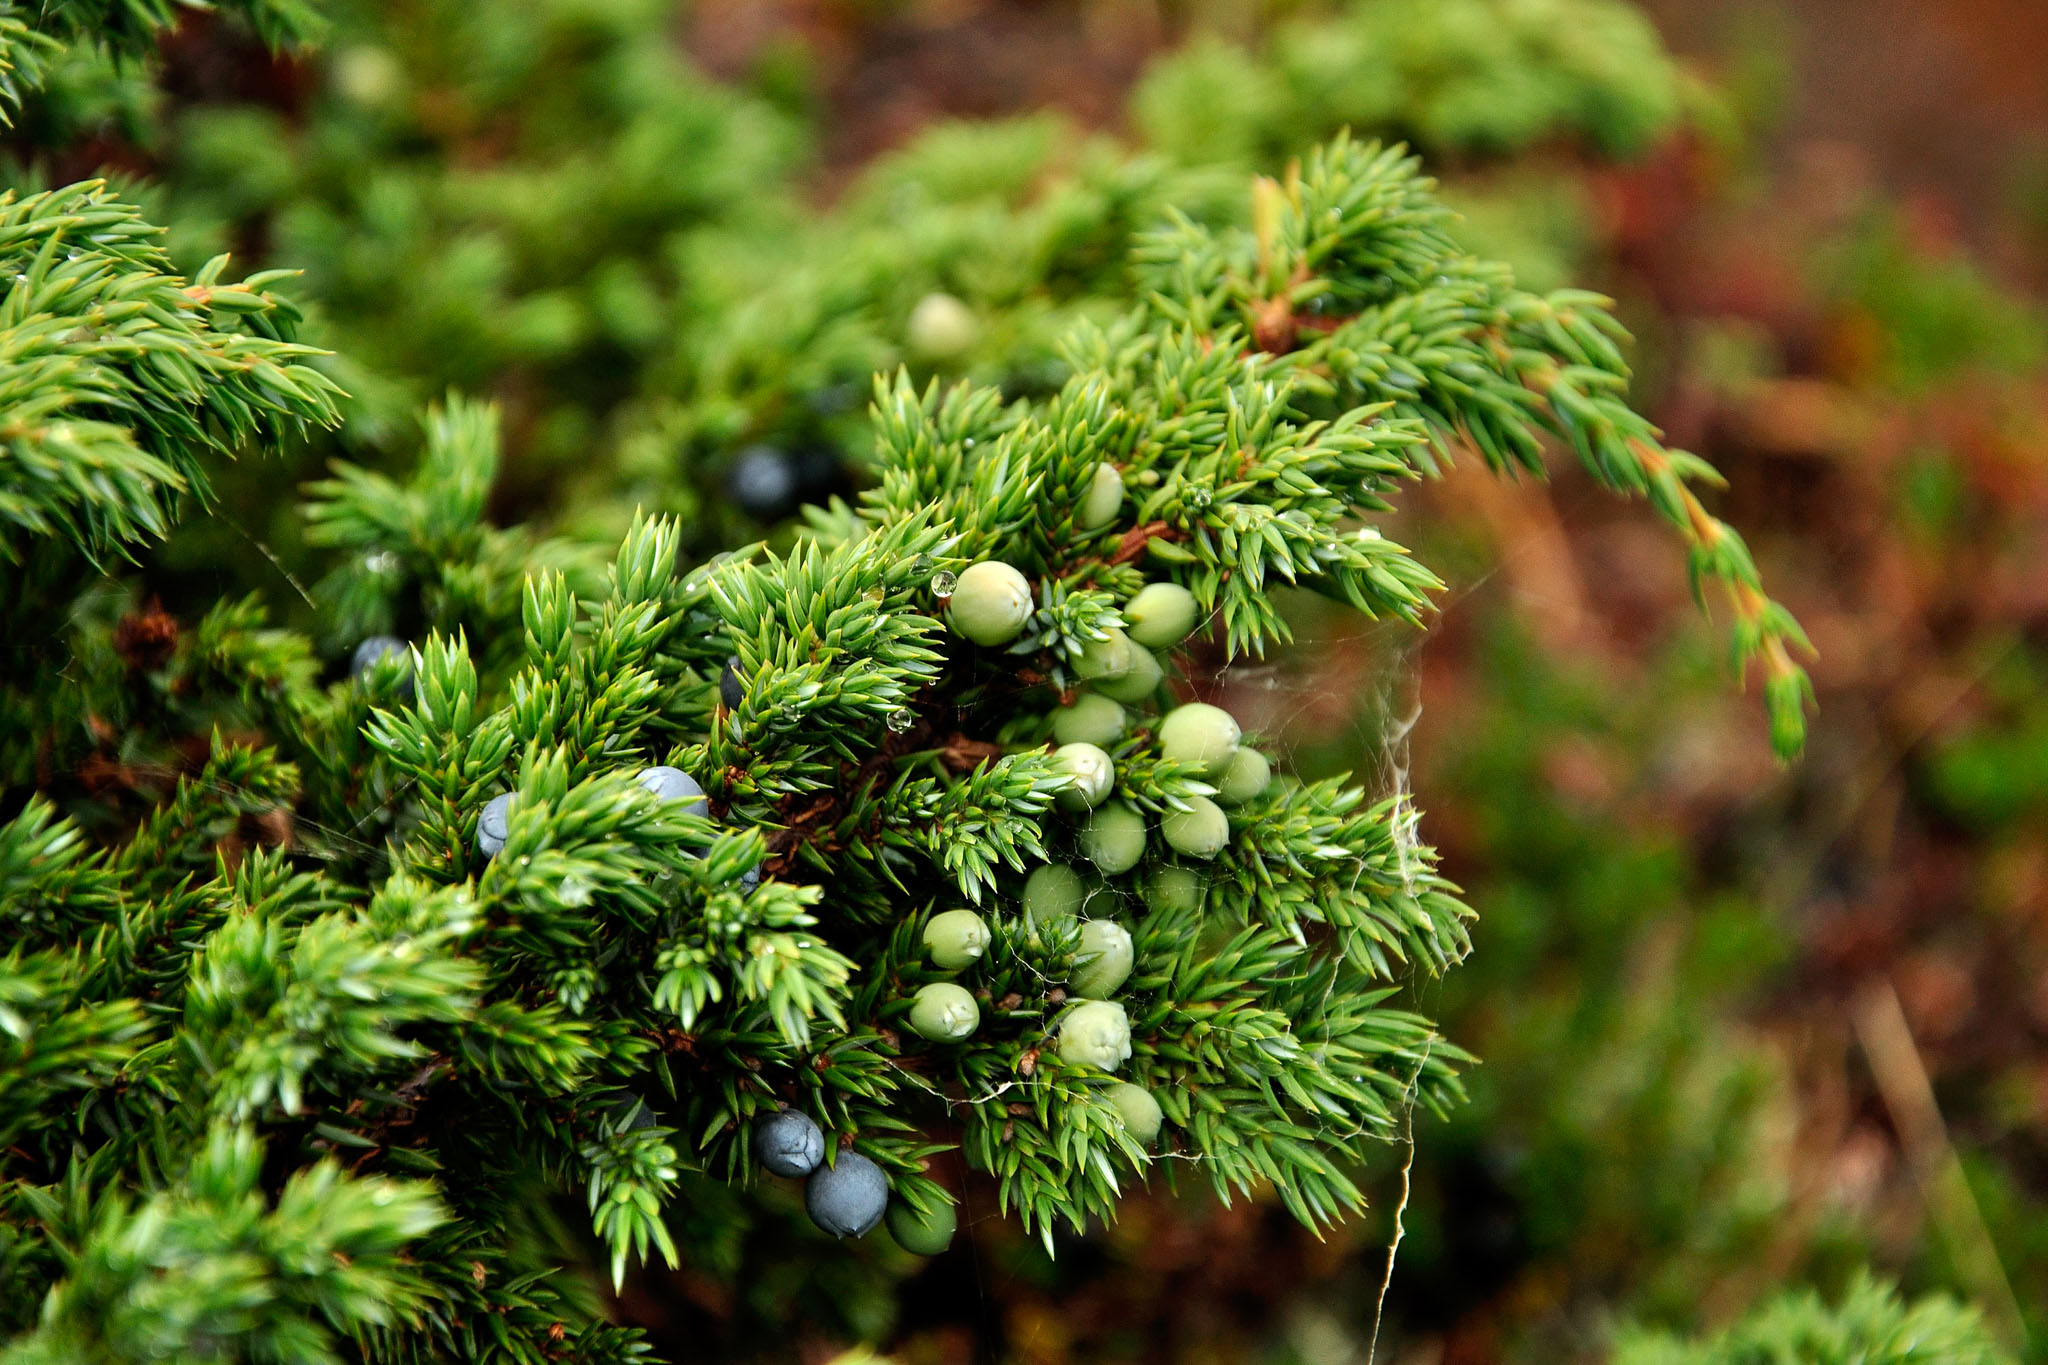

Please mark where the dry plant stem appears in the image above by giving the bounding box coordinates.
[1851,978,2028,1353]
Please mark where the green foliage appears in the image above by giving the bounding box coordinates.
[0,181,339,559]
[3,1125,446,1365]
[0,0,1833,1358]
[1133,0,1685,166]
[5,0,320,62]
[0,15,57,127]
[0,0,1702,567]
[1128,136,1811,751]
[1923,647,2048,830]
[0,138,1486,1353]
[0,0,317,163]
[1826,212,2046,391]
[1614,1273,2015,1365]
[156,0,807,475]
[301,392,602,659]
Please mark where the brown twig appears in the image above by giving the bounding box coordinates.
[1106,520,1183,568]
[1852,978,2028,1353]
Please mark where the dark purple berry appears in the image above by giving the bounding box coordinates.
[351,636,414,699]
[755,1108,824,1178]
[805,1150,888,1237]
[720,656,744,711]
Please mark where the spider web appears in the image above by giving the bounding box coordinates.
[1183,511,1524,1362]
[1216,606,1435,1365]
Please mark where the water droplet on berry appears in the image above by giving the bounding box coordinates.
[886,708,915,734]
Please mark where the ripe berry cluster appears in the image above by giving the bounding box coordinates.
[473,693,949,1247]
[477,766,712,860]
[751,1106,957,1253]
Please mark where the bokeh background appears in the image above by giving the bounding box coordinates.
[12,0,2048,1360]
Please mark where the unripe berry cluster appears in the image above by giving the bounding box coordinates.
[932,492,1286,1157]
[635,474,1294,1247]
[906,909,991,1043]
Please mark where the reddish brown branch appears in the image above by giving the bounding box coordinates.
[1107,520,1184,567]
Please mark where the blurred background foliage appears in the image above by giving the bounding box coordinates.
[9,0,2048,1360]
